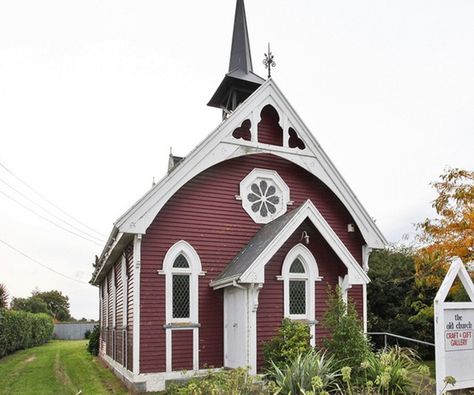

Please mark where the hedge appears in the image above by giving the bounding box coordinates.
[0,309,54,358]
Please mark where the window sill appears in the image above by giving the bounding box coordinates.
[290,318,319,326]
[163,322,201,329]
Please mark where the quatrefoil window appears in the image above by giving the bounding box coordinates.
[240,169,290,224]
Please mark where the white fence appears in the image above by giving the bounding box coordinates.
[53,322,98,340]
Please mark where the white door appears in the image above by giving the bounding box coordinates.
[224,287,247,368]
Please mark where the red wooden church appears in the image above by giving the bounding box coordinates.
[91,1,387,391]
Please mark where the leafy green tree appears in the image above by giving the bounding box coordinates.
[87,325,100,356]
[33,290,71,321]
[0,283,8,309]
[11,289,72,321]
[262,318,312,371]
[368,248,418,335]
[11,295,50,315]
[322,286,371,369]
[367,248,436,358]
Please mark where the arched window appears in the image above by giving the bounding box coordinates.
[159,241,203,324]
[278,244,321,346]
[288,258,308,317]
[171,254,191,319]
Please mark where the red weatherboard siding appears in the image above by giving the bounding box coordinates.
[349,285,364,315]
[139,153,365,374]
[257,105,284,146]
[172,330,194,371]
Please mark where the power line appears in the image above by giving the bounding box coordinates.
[0,177,105,243]
[0,161,106,238]
[0,188,103,247]
[0,238,90,285]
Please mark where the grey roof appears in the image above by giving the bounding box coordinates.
[208,0,265,110]
[213,205,303,284]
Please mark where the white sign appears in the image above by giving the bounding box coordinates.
[444,310,474,352]
[434,258,474,394]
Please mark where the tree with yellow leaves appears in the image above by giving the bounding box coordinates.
[415,168,474,289]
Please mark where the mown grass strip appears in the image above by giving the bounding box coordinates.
[0,340,129,395]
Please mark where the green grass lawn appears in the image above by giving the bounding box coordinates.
[0,340,129,395]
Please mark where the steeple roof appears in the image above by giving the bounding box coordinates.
[228,0,254,77]
[208,0,265,114]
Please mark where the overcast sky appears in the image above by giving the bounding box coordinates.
[1,0,473,319]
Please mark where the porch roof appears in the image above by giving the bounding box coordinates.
[212,204,302,285]
[211,199,370,289]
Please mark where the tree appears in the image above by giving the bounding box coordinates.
[0,283,8,309]
[367,248,435,358]
[11,289,72,321]
[322,287,371,369]
[415,168,474,289]
[11,295,50,315]
[368,248,417,335]
[33,290,71,322]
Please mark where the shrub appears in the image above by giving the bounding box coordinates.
[84,329,91,339]
[269,349,340,394]
[87,325,100,356]
[166,367,273,395]
[322,287,371,370]
[263,318,312,371]
[0,309,53,358]
[341,346,433,395]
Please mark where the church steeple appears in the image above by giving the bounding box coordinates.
[208,0,265,117]
[229,0,253,75]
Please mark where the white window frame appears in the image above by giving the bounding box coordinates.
[277,244,321,346]
[159,240,205,372]
[159,240,203,325]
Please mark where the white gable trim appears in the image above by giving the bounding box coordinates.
[112,79,386,251]
[434,258,474,304]
[212,200,369,289]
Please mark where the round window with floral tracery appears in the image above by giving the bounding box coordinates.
[240,169,289,224]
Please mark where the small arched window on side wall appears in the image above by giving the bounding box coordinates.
[277,243,322,346]
[159,241,204,325]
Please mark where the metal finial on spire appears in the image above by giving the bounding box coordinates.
[263,43,276,79]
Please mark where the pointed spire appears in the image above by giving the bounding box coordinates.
[228,0,253,75]
[208,0,265,117]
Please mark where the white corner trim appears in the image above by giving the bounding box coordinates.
[112,79,386,250]
[338,274,352,305]
[239,200,370,286]
[363,283,368,333]
[362,244,372,272]
[132,234,142,375]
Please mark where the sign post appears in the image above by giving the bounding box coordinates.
[434,258,474,394]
